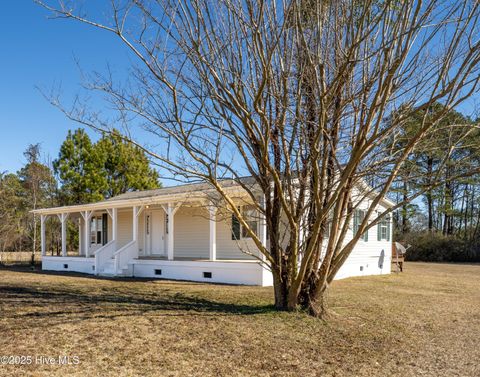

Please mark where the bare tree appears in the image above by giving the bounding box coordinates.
[18,144,55,260]
[37,0,480,317]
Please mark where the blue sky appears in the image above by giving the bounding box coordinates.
[0,2,131,174]
[1,2,478,177]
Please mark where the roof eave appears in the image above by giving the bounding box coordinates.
[31,186,249,215]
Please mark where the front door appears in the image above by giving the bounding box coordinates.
[145,210,165,256]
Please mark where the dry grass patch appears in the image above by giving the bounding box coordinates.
[0,262,478,376]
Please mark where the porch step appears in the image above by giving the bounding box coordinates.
[98,259,130,277]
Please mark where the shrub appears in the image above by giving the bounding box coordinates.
[401,232,480,263]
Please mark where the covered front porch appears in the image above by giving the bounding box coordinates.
[36,195,272,286]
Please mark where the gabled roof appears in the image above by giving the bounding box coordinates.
[31,175,395,216]
[104,177,256,202]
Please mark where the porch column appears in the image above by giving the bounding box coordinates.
[209,205,217,261]
[167,203,174,260]
[163,203,179,261]
[78,219,82,256]
[106,207,118,242]
[81,211,92,257]
[40,215,46,256]
[112,208,118,241]
[133,206,139,241]
[58,213,69,257]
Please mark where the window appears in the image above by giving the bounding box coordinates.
[90,215,108,245]
[377,216,391,241]
[232,205,258,240]
[97,217,103,244]
[90,218,97,243]
[353,209,368,242]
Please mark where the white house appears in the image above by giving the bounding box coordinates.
[33,179,393,286]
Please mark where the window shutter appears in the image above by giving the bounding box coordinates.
[353,210,358,235]
[102,213,108,245]
[377,222,382,241]
[363,226,368,242]
[386,219,391,242]
[232,213,240,240]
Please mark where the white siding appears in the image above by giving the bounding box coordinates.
[334,198,392,280]
[173,206,209,258]
[131,204,262,260]
[117,209,133,249]
[216,208,259,260]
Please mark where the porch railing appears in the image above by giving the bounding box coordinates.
[113,240,137,275]
[94,240,116,275]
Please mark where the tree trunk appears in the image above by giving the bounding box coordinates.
[272,269,288,310]
[402,178,409,233]
[426,157,434,232]
[301,279,329,318]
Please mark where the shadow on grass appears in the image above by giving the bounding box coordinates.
[0,267,276,329]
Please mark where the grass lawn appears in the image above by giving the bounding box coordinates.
[0,262,478,377]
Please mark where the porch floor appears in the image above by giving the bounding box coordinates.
[43,255,258,263]
[136,256,257,263]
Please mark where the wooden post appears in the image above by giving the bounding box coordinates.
[112,208,118,241]
[81,211,92,258]
[161,203,179,261]
[209,205,217,261]
[60,213,69,257]
[78,219,82,256]
[133,206,138,241]
[167,203,174,261]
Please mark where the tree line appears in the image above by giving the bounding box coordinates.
[0,129,160,254]
[392,105,480,262]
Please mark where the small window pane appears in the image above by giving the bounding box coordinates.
[90,218,96,243]
[379,218,389,241]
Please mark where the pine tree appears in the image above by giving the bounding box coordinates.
[54,128,161,204]
[95,129,160,198]
[53,129,106,204]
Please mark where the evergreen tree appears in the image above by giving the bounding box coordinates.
[96,129,160,197]
[53,129,106,204]
[54,128,161,204]
[0,173,24,253]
